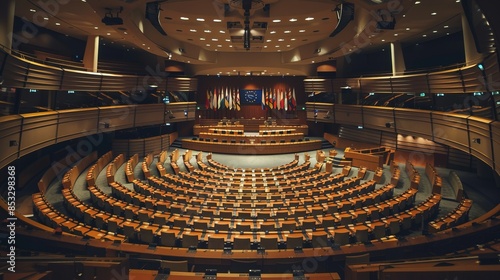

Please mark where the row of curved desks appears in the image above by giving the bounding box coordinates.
[182,139,322,155]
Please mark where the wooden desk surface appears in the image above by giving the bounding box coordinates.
[129,270,340,280]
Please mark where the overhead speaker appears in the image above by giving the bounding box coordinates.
[145,1,167,35]
[330,2,355,37]
[102,16,123,26]
[376,9,396,30]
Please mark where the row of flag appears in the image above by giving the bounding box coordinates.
[205,87,297,111]
[205,87,241,111]
[261,88,297,111]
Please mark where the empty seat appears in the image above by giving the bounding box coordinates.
[311,232,330,248]
[208,236,225,249]
[355,227,369,244]
[181,232,199,248]
[139,227,155,244]
[233,237,252,250]
[286,235,304,249]
[260,236,278,249]
[333,230,350,246]
[159,230,177,247]
[280,221,297,231]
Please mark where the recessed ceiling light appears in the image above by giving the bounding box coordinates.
[275,45,280,47]
[189,29,196,32]
[456,0,460,2]
[217,45,222,47]
[43,17,49,20]
[200,38,205,40]
[213,19,222,22]
[107,32,111,35]
[264,46,268,48]
[219,30,225,33]
[394,33,398,36]
[270,31,276,34]
[225,39,230,42]
[447,32,450,35]
[229,45,233,47]
[212,38,218,41]
[124,32,127,35]
[305,17,314,21]
[382,39,385,41]
[423,34,427,37]
[55,22,61,26]
[433,30,437,33]
[81,0,87,2]
[278,39,284,41]
[180,17,189,20]
[272,19,281,23]
[291,38,296,41]
[196,18,205,21]
[299,30,305,33]
[403,14,406,18]
[30,9,36,12]
[444,25,449,28]
[431,12,437,16]
[289,18,297,22]
[406,27,410,31]
[415,1,421,4]
[94,26,98,29]
[284,30,291,33]
[312,61,315,63]
[266,39,271,42]
[286,45,291,47]
[206,44,211,46]
[204,30,211,33]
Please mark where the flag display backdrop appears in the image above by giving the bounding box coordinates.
[240,89,262,105]
[205,87,296,111]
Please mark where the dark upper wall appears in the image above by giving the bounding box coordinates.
[337,45,393,77]
[402,31,465,71]
[12,17,85,59]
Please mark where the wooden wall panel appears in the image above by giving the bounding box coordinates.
[394,109,433,138]
[19,112,58,157]
[100,75,139,92]
[2,55,28,88]
[129,140,145,158]
[467,117,493,166]
[145,136,162,155]
[362,106,395,133]
[491,122,500,175]
[165,102,196,122]
[57,108,99,142]
[25,63,63,91]
[360,77,392,93]
[391,74,429,94]
[60,70,103,91]
[98,106,136,132]
[305,103,334,123]
[0,116,22,168]
[431,112,469,153]
[427,70,464,93]
[334,105,363,126]
[135,104,165,127]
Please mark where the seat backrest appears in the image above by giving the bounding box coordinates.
[233,237,251,250]
[260,236,278,249]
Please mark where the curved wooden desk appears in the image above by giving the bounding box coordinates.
[182,139,322,155]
